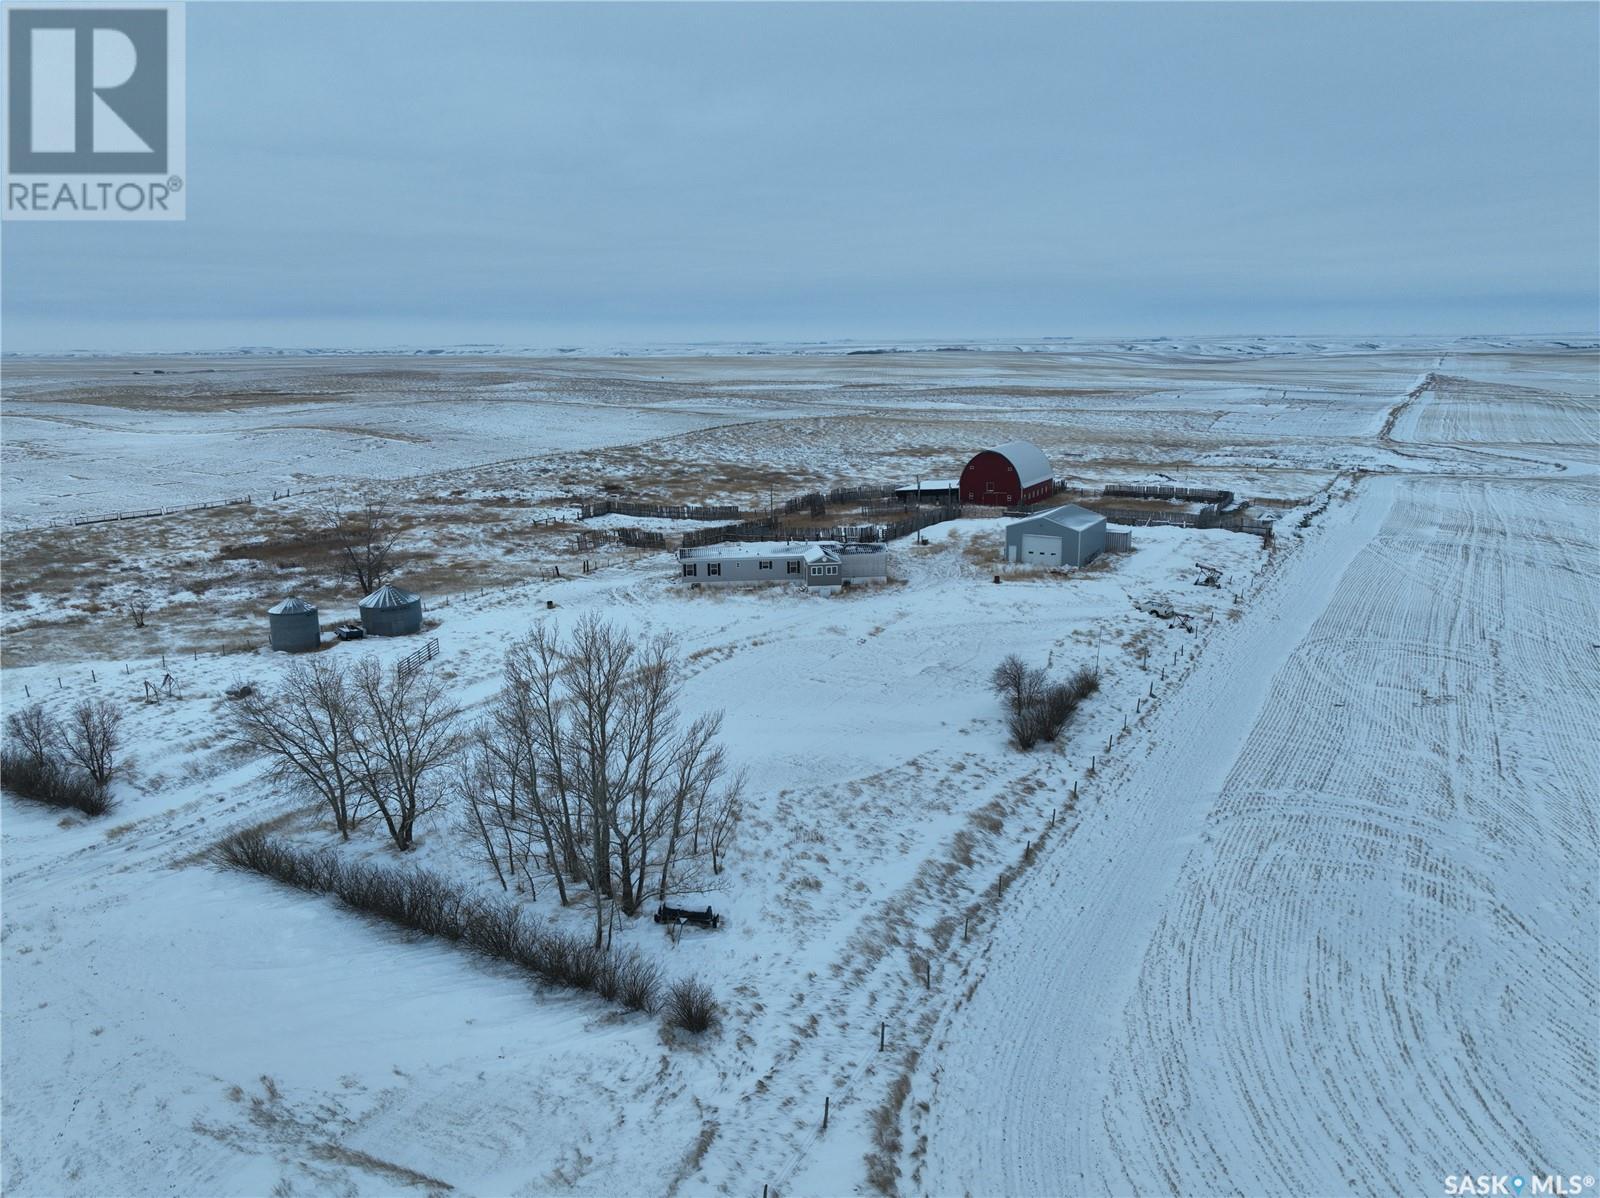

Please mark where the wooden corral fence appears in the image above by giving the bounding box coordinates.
[680,503,965,549]
[1087,506,1273,538]
[574,526,669,551]
[578,498,741,522]
[1100,483,1236,507]
[616,527,668,549]
[827,484,899,505]
[782,491,827,516]
[395,637,440,680]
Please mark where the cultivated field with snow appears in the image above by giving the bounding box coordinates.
[1,339,1595,1196]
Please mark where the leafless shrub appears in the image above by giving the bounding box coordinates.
[0,750,111,816]
[992,658,1099,749]
[616,954,664,1013]
[61,698,123,789]
[664,978,718,1033]
[128,590,151,628]
[215,827,669,1013]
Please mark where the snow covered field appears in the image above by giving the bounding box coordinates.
[8,337,1589,531]
[2,341,1596,1196]
[904,378,1600,1197]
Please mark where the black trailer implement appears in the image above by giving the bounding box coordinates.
[654,904,721,930]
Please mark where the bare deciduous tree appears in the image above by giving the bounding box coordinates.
[349,658,462,851]
[701,769,744,877]
[495,625,581,907]
[5,703,59,768]
[454,721,538,893]
[61,699,123,789]
[479,616,741,947]
[228,660,365,839]
[127,590,151,629]
[323,498,402,594]
[991,654,1043,718]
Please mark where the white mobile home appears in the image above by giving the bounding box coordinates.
[678,541,888,590]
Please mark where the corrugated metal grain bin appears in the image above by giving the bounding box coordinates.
[267,596,321,652]
[358,583,423,637]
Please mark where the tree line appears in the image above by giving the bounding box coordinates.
[229,615,742,948]
[2,699,124,816]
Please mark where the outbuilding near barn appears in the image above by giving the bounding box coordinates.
[1004,504,1107,568]
[959,440,1054,506]
[358,583,423,636]
[266,596,321,652]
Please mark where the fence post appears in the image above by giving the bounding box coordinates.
[822,1095,830,1130]
[879,1021,886,1051]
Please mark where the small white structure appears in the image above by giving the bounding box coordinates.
[1004,504,1107,568]
[678,541,888,590]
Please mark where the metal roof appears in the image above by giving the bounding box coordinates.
[267,597,317,615]
[359,584,421,609]
[983,441,1053,488]
[680,540,845,561]
[1012,503,1105,533]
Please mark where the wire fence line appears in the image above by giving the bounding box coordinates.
[26,494,256,530]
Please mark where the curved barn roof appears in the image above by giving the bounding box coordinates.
[359,584,420,609]
[978,440,1052,488]
[267,596,317,615]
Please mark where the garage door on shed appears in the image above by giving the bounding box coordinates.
[1021,533,1062,565]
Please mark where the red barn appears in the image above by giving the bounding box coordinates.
[959,441,1054,506]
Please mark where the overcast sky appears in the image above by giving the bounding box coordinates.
[4,1,1597,352]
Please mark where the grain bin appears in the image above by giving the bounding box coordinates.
[358,583,423,637]
[266,597,321,652]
